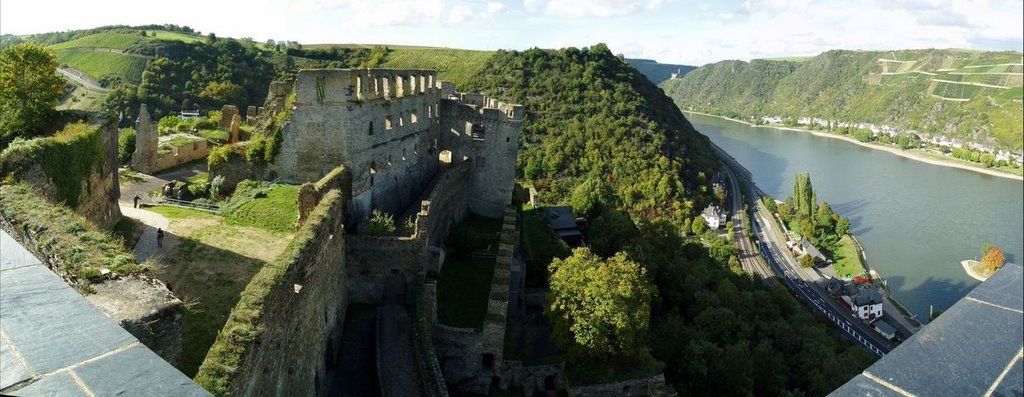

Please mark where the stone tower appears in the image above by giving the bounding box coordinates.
[132,104,157,174]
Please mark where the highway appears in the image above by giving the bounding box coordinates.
[713,144,893,357]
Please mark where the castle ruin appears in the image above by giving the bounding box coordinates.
[200,69,524,395]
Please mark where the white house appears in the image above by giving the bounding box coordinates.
[701,205,727,230]
[840,285,884,320]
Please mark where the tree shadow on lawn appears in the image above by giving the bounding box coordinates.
[151,231,266,377]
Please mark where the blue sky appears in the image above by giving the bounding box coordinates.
[2,0,1022,65]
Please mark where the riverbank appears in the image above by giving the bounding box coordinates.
[685,111,1024,182]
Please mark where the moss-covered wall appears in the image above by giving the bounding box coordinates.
[0,121,121,228]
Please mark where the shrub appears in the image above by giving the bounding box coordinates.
[244,139,266,164]
[368,209,395,236]
[157,115,181,134]
[209,175,225,198]
[207,145,233,169]
[118,128,136,164]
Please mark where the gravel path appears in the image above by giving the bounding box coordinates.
[118,162,208,207]
[120,206,170,264]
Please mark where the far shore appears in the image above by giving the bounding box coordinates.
[684,110,1024,182]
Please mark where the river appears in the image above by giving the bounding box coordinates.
[687,112,1024,322]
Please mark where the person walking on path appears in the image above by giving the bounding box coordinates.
[156,228,165,248]
[133,194,141,208]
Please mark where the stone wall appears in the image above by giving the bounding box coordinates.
[298,166,352,226]
[151,137,210,173]
[500,361,566,396]
[480,207,517,375]
[132,104,158,174]
[438,97,523,217]
[433,324,488,394]
[196,188,348,396]
[415,282,449,397]
[272,69,443,226]
[568,374,673,397]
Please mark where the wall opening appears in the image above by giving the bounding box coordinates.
[385,116,393,130]
[471,123,486,141]
[315,75,326,103]
[438,150,452,164]
[395,76,404,97]
[402,148,407,161]
[368,121,374,135]
[410,110,418,124]
[408,75,416,94]
[426,105,432,119]
[398,114,404,127]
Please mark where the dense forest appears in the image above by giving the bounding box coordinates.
[663,49,1024,151]
[466,45,875,395]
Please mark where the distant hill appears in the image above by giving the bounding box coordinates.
[662,49,1024,150]
[625,58,696,84]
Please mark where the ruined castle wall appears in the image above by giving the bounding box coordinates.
[273,69,443,226]
[438,99,522,217]
[151,138,210,173]
[195,189,348,396]
[344,161,471,304]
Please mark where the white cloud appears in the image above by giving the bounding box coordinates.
[450,4,473,23]
[486,2,507,15]
[527,0,665,18]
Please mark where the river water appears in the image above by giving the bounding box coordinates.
[687,112,1024,321]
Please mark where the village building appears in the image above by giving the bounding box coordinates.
[701,204,726,230]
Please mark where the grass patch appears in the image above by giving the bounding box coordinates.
[225,184,300,233]
[0,184,143,290]
[197,129,230,143]
[146,202,295,376]
[436,255,496,329]
[832,235,866,278]
[150,31,204,43]
[57,81,106,112]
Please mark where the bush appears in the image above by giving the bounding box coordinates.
[207,145,233,169]
[367,209,395,236]
[118,128,136,165]
[209,175,225,198]
[157,115,181,134]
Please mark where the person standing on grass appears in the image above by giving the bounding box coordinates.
[157,228,165,248]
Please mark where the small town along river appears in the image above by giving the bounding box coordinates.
[687,112,1024,322]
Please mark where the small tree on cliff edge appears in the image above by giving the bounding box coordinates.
[548,248,653,360]
[980,245,1006,272]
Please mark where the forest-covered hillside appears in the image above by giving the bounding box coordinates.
[663,49,1024,150]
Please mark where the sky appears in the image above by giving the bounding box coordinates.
[2,0,1022,65]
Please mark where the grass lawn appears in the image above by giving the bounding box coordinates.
[150,31,204,43]
[832,235,866,278]
[225,184,300,233]
[436,254,496,329]
[57,81,106,112]
[196,129,230,143]
[147,205,294,376]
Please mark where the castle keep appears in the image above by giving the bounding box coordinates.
[272,68,522,221]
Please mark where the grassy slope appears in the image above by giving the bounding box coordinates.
[379,47,495,90]
[53,50,148,82]
[663,49,1024,150]
[225,184,300,233]
[49,32,141,50]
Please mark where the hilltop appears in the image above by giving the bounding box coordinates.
[625,58,697,84]
[662,49,1024,151]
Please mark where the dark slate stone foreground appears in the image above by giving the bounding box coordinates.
[830,263,1023,397]
[1,230,209,396]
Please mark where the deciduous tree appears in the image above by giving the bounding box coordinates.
[549,248,653,357]
[0,43,64,143]
[981,245,1006,272]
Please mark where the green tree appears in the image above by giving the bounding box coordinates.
[549,248,653,357]
[691,215,708,236]
[569,178,615,218]
[198,81,245,109]
[118,128,136,165]
[0,43,64,143]
[792,173,816,219]
[835,217,851,236]
[588,208,636,257]
[800,254,815,268]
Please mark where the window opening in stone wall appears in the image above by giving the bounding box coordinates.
[373,77,380,94]
[368,121,374,135]
[387,155,392,165]
[410,110,418,124]
[402,148,407,160]
[395,76,403,97]
[369,161,377,187]
[471,123,486,141]
[408,75,416,93]
[399,115,404,127]
[385,116,393,130]
[315,75,326,103]
[426,105,432,119]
